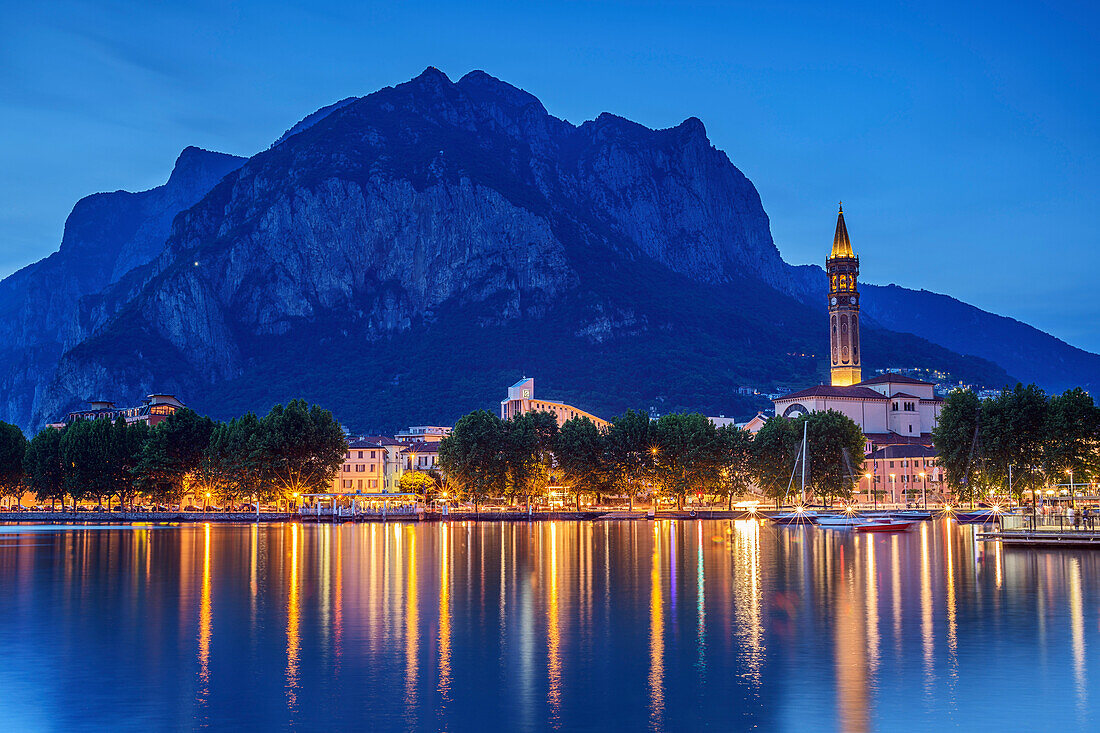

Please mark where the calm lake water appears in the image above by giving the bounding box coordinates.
[0,519,1095,731]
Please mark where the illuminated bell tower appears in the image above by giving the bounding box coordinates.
[827,203,861,386]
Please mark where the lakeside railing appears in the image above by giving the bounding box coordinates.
[1000,512,1100,533]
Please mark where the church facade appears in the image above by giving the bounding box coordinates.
[772,206,943,451]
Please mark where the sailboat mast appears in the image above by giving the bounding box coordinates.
[801,421,808,504]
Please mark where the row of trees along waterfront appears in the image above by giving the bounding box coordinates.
[933,384,1100,504]
[0,399,346,510]
[439,408,866,510]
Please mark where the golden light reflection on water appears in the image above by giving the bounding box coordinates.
[405,526,419,710]
[945,527,958,692]
[920,524,933,697]
[864,537,879,675]
[438,522,451,701]
[285,523,300,710]
[835,535,868,733]
[547,522,562,720]
[27,518,1099,729]
[1070,558,1087,716]
[648,522,664,728]
[731,519,764,686]
[198,523,211,704]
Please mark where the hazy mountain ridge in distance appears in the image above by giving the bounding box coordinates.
[0,68,1089,433]
[0,147,245,429]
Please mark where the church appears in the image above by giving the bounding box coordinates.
[772,206,943,451]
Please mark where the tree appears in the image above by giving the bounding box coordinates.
[605,410,655,511]
[0,421,27,508]
[555,417,611,509]
[25,427,65,509]
[1044,387,1100,497]
[981,384,1049,503]
[134,409,216,506]
[107,418,150,509]
[200,414,267,507]
[932,388,982,503]
[503,410,559,507]
[716,424,754,509]
[651,413,725,510]
[792,410,864,503]
[438,410,508,512]
[399,469,442,499]
[750,417,800,504]
[257,400,346,506]
[60,419,113,507]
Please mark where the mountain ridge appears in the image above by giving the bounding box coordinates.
[0,68,1092,433]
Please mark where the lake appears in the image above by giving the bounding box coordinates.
[0,519,1095,731]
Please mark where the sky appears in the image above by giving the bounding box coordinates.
[2,0,1098,349]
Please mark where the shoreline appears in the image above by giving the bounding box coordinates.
[0,509,757,524]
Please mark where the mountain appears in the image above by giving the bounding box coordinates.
[0,147,245,428]
[0,68,1092,433]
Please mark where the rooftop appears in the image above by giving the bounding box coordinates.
[776,385,888,401]
[867,444,938,459]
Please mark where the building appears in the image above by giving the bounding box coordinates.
[738,412,770,434]
[360,435,406,490]
[860,444,943,504]
[332,438,387,493]
[771,207,943,450]
[50,394,186,429]
[401,440,441,472]
[395,426,451,443]
[499,377,609,428]
[827,203,862,386]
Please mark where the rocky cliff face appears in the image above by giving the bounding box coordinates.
[0,68,1092,432]
[0,147,243,427]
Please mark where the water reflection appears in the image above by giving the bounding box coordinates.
[0,520,1099,731]
[286,523,300,711]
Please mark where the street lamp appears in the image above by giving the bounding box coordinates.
[890,474,896,508]
[919,472,927,510]
[864,473,872,508]
[204,492,210,514]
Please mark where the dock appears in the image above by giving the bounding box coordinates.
[978,512,1100,548]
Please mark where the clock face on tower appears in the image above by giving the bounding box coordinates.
[849,296,856,304]
[830,297,837,305]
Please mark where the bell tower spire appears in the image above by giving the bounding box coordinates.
[827,203,861,386]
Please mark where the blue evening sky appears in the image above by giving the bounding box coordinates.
[2,0,1098,349]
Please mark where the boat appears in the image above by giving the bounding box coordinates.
[890,510,932,520]
[770,510,818,525]
[951,510,1000,524]
[816,513,864,527]
[855,518,916,532]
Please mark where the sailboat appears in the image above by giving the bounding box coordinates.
[770,422,818,525]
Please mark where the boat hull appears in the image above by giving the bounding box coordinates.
[856,520,916,532]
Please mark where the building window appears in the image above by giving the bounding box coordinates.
[357,479,363,489]
[343,464,350,472]
[343,479,351,488]
[356,464,365,472]
[358,451,363,459]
